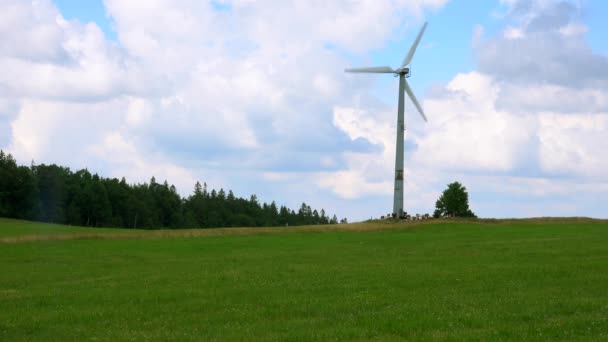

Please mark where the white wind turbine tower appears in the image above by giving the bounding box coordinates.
[345,22,428,218]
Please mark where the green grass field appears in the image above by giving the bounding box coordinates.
[1,218,607,340]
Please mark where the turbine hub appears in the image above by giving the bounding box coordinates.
[396,67,410,75]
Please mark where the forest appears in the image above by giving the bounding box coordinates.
[0,150,344,229]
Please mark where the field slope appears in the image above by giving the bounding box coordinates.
[1,218,607,340]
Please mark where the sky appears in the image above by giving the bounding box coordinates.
[1,0,608,221]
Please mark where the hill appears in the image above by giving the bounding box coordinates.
[1,218,607,340]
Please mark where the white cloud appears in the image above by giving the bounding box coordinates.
[8,99,125,163]
[88,131,197,191]
[496,83,608,114]
[504,26,524,40]
[0,0,448,217]
[411,71,608,179]
[559,22,588,37]
[0,0,64,61]
[326,0,608,219]
[538,113,608,177]
[125,97,151,127]
[2,0,607,220]
[320,106,394,198]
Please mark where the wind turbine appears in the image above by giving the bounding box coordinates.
[345,22,428,218]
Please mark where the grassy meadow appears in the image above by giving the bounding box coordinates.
[1,218,607,340]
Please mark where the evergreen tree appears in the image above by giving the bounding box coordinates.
[320,209,328,225]
[0,150,344,229]
[35,164,69,223]
[194,181,203,196]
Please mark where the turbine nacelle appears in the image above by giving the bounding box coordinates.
[396,67,410,76]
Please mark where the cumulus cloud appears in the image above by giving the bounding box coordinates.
[88,131,197,192]
[0,0,65,61]
[0,0,449,220]
[414,72,538,173]
[478,0,608,88]
[329,0,608,218]
[0,5,155,102]
[417,1,608,181]
[2,0,607,220]
[318,106,394,198]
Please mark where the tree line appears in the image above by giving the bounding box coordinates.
[0,150,344,229]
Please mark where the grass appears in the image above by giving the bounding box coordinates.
[1,218,607,340]
[0,218,130,238]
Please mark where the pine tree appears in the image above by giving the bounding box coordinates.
[194,181,203,196]
[0,150,343,230]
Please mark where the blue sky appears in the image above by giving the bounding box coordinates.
[54,0,116,40]
[1,0,608,220]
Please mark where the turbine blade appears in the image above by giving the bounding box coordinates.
[403,79,427,122]
[344,66,395,74]
[401,22,428,67]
